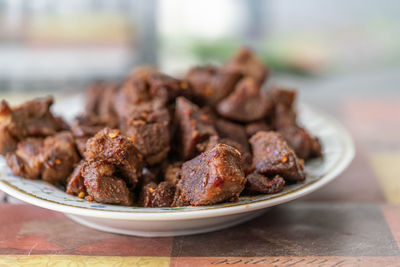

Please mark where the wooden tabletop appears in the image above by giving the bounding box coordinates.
[1,71,400,266]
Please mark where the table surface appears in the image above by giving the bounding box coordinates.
[1,69,400,266]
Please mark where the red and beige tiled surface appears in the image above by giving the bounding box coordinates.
[0,97,399,267]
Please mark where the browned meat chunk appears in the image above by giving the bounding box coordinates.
[174,97,217,159]
[249,131,305,182]
[310,136,322,158]
[139,181,176,207]
[128,66,158,80]
[54,116,70,131]
[129,66,191,104]
[245,121,271,137]
[97,85,119,127]
[115,69,190,118]
[280,126,322,159]
[217,77,272,122]
[119,101,170,165]
[148,73,192,104]
[0,123,18,158]
[124,120,170,165]
[84,82,119,127]
[163,161,182,184]
[185,65,241,106]
[118,99,170,128]
[66,161,86,197]
[40,132,80,184]
[82,160,133,206]
[0,97,64,155]
[223,47,269,85]
[6,138,43,180]
[71,116,105,156]
[199,135,252,174]
[114,77,151,119]
[200,136,241,153]
[270,87,322,159]
[85,128,144,188]
[215,119,249,152]
[141,167,160,185]
[244,172,285,194]
[174,144,246,206]
[270,87,297,129]
[140,182,157,206]
[7,132,79,184]
[84,82,103,116]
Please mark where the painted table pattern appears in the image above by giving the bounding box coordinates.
[0,94,400,267]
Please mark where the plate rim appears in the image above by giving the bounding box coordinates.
[0,104,355,221]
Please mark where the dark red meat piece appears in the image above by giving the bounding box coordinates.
[0,97,64,155]
[71,115,106,156]
[66,161,86,196]
[280,126,322,159]
[84,82,119,128]
[119,101,170,165]
[84,128,144,188]
[6,138,43,180]
[185,65,241,106]
[244,172,285,194]
[173,144,246,206]
[7,132,79,185]
[140,181,176,207]
[217,77,272,122]
[270,87,322,159]
[215,119,250,152]
[40,132,80,184]
[148,73,192,104]
[249,131,305,182]
[174,97,217,159]
[199,135,253,175]
[223,47,269,85]
[82,160,133,206]
[270,87,297,129]
[163,161,182,185]
[245,121,271,137]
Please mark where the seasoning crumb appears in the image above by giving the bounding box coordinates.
[108,130,120,138]
[281,156,288,163]
[148,188,155,193]
[204,87,213,96]
[85,195,94,202]
[55,159,61,165]
[180,81,188,89]
[78,192,85,198]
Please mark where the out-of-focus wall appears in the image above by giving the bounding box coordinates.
[159,0,400,76]
[0,0,399,92]
[0,0,157,91]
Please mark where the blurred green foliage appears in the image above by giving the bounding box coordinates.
[190,40,317,76]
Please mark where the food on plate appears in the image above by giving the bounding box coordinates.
[244,172,285,194]
[269,87,322,159]
[84,128,144,189]
[216,77,272,122]
[249,131,305,182]
[140,181,176,208]
[0,97,67,155]
[1,47,322,207]
[223,47,269,85]
[7,131,79,184]
[185,65,241,106]
[174,96,217,160]
[173,144,246,206]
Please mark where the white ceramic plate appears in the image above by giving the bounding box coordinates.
[0,102,354,237]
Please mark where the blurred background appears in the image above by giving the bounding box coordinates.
[0,0,399,110]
